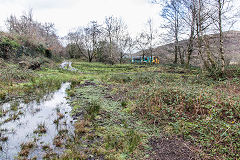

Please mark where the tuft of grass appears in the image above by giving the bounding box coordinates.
[59,149,88,160]
[34,122,47,134]
[0,109,3,117]
[127,129,141,153]
[0,136,8,142]
[10,101,19,111]
[53,135,63,147]
[121,101,128,108]
[19,142,35,157]
[74,120,89,135]
[57,112,64,119]
[104,128,141,154]
[85,100,101,120]
[43,151,57,159]
[0,91,7,101]
[42,144,50,151]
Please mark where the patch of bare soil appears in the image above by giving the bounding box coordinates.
[148,137,197,160]
[80,81,97,87]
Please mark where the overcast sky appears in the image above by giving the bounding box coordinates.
[0,0,161,37]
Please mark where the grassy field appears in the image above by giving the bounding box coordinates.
[0,60,239,159]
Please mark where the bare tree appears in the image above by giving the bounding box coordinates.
[194,0,214,71]
[210,0,239,73]
[146,19,154,61]
[180,0,198,67]
[84,21,102,62]
[104,16,128,63]
[160,0,185,64]
[125,36,136,60]
[144,18,159,63]
[6,9,34,36]
[216,0,225,73]
[66,21,102,62]
[194,0,238,75]
[136,32,149,60]
[118,33,134,63]
[104,16,117,60]
[6,9,63,57]
[66,29,86,59]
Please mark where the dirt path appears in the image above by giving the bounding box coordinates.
[148,137,196,160]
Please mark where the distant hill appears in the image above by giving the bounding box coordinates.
[134,31,240,66]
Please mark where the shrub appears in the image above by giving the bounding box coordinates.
[0,65,35,83]
[0,36,20,59]
[0,32,56,60]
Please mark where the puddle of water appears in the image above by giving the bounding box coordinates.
[0,82,75,160]
[60,61,77,71]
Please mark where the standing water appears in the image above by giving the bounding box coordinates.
[60,61,77,71]
[0,83,74,159]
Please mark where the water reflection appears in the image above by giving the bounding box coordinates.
[0,83,75,160]
[60,61,77,71]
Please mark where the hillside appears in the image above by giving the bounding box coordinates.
[135,31,240,66]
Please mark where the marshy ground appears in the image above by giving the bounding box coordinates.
[0,60,239,160]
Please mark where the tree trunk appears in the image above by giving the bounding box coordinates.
[196,0,207,70]
[88,50,92,62]
[218,0,225,73]
[174,45,178,64]
[179,47,185,65]
[174,9,179,64]
[186,6,196,67]
[150,47,153,64]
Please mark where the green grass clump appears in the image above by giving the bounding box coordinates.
[18,142,35,157]
[10,102,19,111]
[105,128,141,153]
[34,122,47,134]
[0,91,6,101]
[109,74,132,83]
[85,100,101,120]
